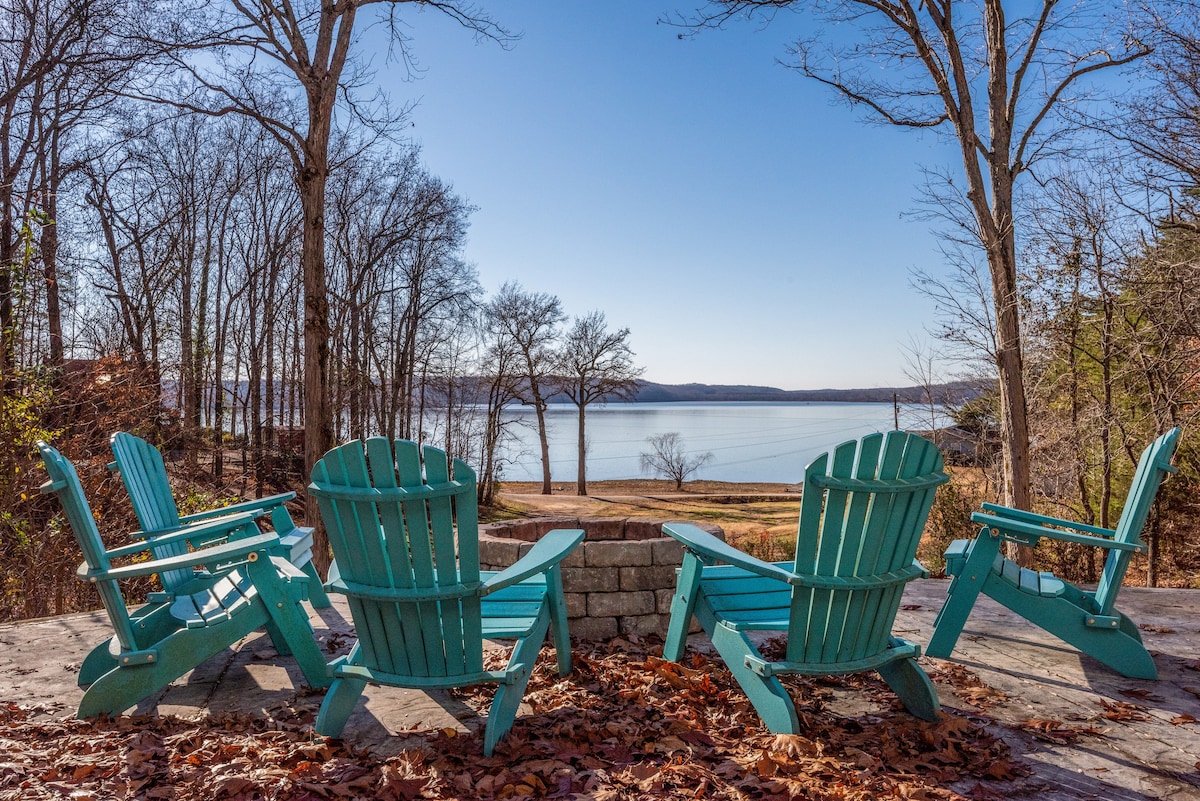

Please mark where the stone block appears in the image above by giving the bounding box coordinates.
[619,565,680,592]
[478,537,520,567]
[535,518,581,537]
[581,517,627,541]
[586,540,652,568]
[571,616,618,642]
[619,614,671,637]
[560,545,586,569]
[655,588,677,615]
[589,591,654,618]
[500,520,540,542]
[561,567,618,593]
[624,519,668,541]
[563,592,587,618]
[651,539,685,566]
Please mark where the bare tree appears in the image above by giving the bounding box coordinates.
[640,432,712,490]
[0,0,134,388]
[484,282,564,495]
[475,313,524,505]
[136,0,510,554]
[684,1,1150,537]
[558,311,642,496]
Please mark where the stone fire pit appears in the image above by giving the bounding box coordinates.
[478,517,725,641]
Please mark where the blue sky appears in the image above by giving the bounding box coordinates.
[370,2,959,390]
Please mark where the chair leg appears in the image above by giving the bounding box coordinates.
[263,619,293,656]
[77,608,267,718]
[248,557,331,689]
[1116,609,1144,644]
[79,638,120,687]
[79,663,173,718]
[1082,633,1157,680]
[545,566,572,676]
[663,556,702,663]
[926,533,1000,659]
[485,608,551,756]
[709,620,800,734]
[315,675,368,737]
[877,646,940,722]
[301,560,332,609]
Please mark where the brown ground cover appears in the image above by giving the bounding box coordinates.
[1,637,1023,801]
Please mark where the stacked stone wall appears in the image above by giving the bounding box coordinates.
[478,517,725,640]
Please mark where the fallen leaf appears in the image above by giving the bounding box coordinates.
[1097,699,1151,722]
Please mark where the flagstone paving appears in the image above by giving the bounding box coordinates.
[2,580,1198,798]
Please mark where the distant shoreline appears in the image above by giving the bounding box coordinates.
[548,379,987,405]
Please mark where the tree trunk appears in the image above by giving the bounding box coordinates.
[989,238,1034,564]
[576,401,587,496]
[533,386,553,495]
[299,139,333,571]
[40,131,63,371]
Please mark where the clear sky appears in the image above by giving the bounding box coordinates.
[370,1,959,391]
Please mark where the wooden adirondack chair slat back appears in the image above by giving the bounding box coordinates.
[110,433,182,531]
[109,432,196,591]
[311,437,484,680]
[38,442,142,653]
[1094,428,1180,615]
[789,431,946,666]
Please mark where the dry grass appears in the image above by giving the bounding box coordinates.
[492,479,803,556]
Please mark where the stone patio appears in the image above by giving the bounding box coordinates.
[2,580,1198,798]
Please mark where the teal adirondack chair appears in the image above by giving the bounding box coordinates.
[927,427,1180,679]
[108,431,330,608]
[37,442,330,718]
[662,431,949,733]
[308,438,584,755]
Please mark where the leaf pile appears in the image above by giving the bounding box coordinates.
[2,638,1025,800]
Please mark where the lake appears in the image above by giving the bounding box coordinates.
[496,401,932,484]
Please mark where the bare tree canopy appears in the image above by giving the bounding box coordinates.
[678,1,1150,535]
[641,432,713,490]
[123,0,509,563]
[484,282,565,495]
[559,311,642,496]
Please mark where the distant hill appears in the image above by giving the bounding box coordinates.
[626,380,986,405]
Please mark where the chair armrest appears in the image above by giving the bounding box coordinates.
[179,492,295,524]
[80,531,281,583]
[979,502,1116,538]
[971,512,1145,553]
[479,529,584,595]
[663,523,799,586]
[107,510,267,558]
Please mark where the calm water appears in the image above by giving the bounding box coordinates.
[496,402,921,484]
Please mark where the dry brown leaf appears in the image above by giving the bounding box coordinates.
[1097,699,1151,722]
[0,639,1027,801]
[954,684,1008,709]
